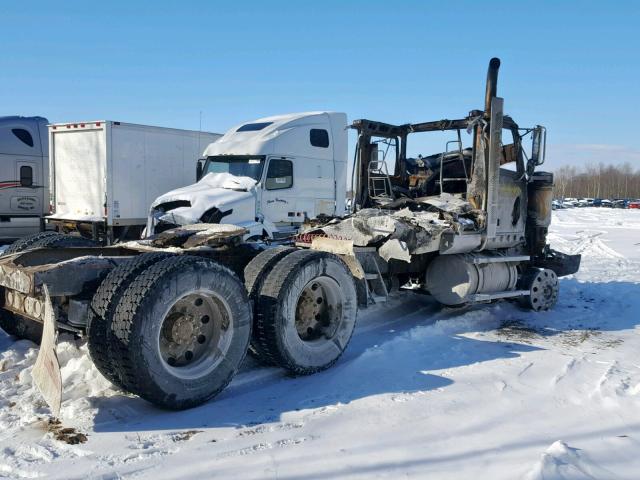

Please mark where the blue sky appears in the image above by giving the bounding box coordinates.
[2,1,638,169]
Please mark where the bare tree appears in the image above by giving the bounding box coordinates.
[552,163,640,199]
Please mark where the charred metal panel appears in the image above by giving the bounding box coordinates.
[35,256,125,296]
[485,97,504,240]
[10,247,132,268]
[495,168,527,240]
[150,223,246,249]
[0,253,127,297]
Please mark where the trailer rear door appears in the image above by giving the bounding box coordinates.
[51,126,106,221]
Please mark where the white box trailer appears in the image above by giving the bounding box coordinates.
[47,121,220,243]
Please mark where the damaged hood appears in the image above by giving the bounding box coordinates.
[150,172,257,226]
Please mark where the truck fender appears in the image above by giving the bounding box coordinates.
[260,218,277,239]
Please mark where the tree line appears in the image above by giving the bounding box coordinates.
[553,163,640,200]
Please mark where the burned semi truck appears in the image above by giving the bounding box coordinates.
[0,58,579,411]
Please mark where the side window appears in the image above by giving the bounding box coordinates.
[20,166,33,187]
[12,129,34,148]
[265,159,293,190]
[500,127,521,173]
[310,129,329,148]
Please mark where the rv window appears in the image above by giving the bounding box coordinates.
[310,129,329,148]
[12,129,34,148]
[266,159,293,190]
[20,166,33,187]
[237,122,273,132]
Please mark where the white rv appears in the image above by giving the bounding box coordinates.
[47,121,220,243]
[0,116,49,241]
[147,112,348,240]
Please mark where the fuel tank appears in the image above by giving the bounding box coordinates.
[425,253,518,306]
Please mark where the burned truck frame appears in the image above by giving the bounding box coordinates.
[0,58,579,411]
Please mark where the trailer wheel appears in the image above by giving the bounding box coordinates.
[1,231,62,256]
[243,246,296,364]
[109,256,252,409]
[87,252,173,388]
[254,250,358,375]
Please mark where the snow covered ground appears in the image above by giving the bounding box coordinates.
[1,208,639,479]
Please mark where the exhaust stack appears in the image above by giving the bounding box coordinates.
[484,57,504,242]
[484,57,501,117]
[468,57,502,211]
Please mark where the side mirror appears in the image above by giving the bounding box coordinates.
[531,126,547,166]
[196,159,205,181]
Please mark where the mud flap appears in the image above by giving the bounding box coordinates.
[535,249,582,277]
[32,285,62,417]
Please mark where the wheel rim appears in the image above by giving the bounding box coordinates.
[157,290,233,379]
[295,276,344,343]
[530,269,559,311]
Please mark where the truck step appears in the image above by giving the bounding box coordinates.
[370,294,388,304]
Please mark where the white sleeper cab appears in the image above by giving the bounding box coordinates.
[147,111,348,240]
[0,116,49,241]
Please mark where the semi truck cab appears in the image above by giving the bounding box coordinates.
[0,116,49,242]
[147,111,348,240]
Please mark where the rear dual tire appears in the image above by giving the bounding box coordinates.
[87,252,173,388]
[98,255,252,409]
[2,231,61,256]
[252,250,358,375]
[3,232,98,256]
[243,246,296,363]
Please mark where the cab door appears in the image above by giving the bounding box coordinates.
[0,121,44,217]
[260,157,296,225]
[496,128,526,238]
[11,160,42,214]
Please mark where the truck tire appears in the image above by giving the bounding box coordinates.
[243,246,296,364]
[31,234,99,249]
[2,231,62,256]
[253,250,358,375]
[244,247,297,297]
[87,252,173,388]
[109,256,252,409]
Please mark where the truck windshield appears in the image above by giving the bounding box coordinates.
[202,155,265,182]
